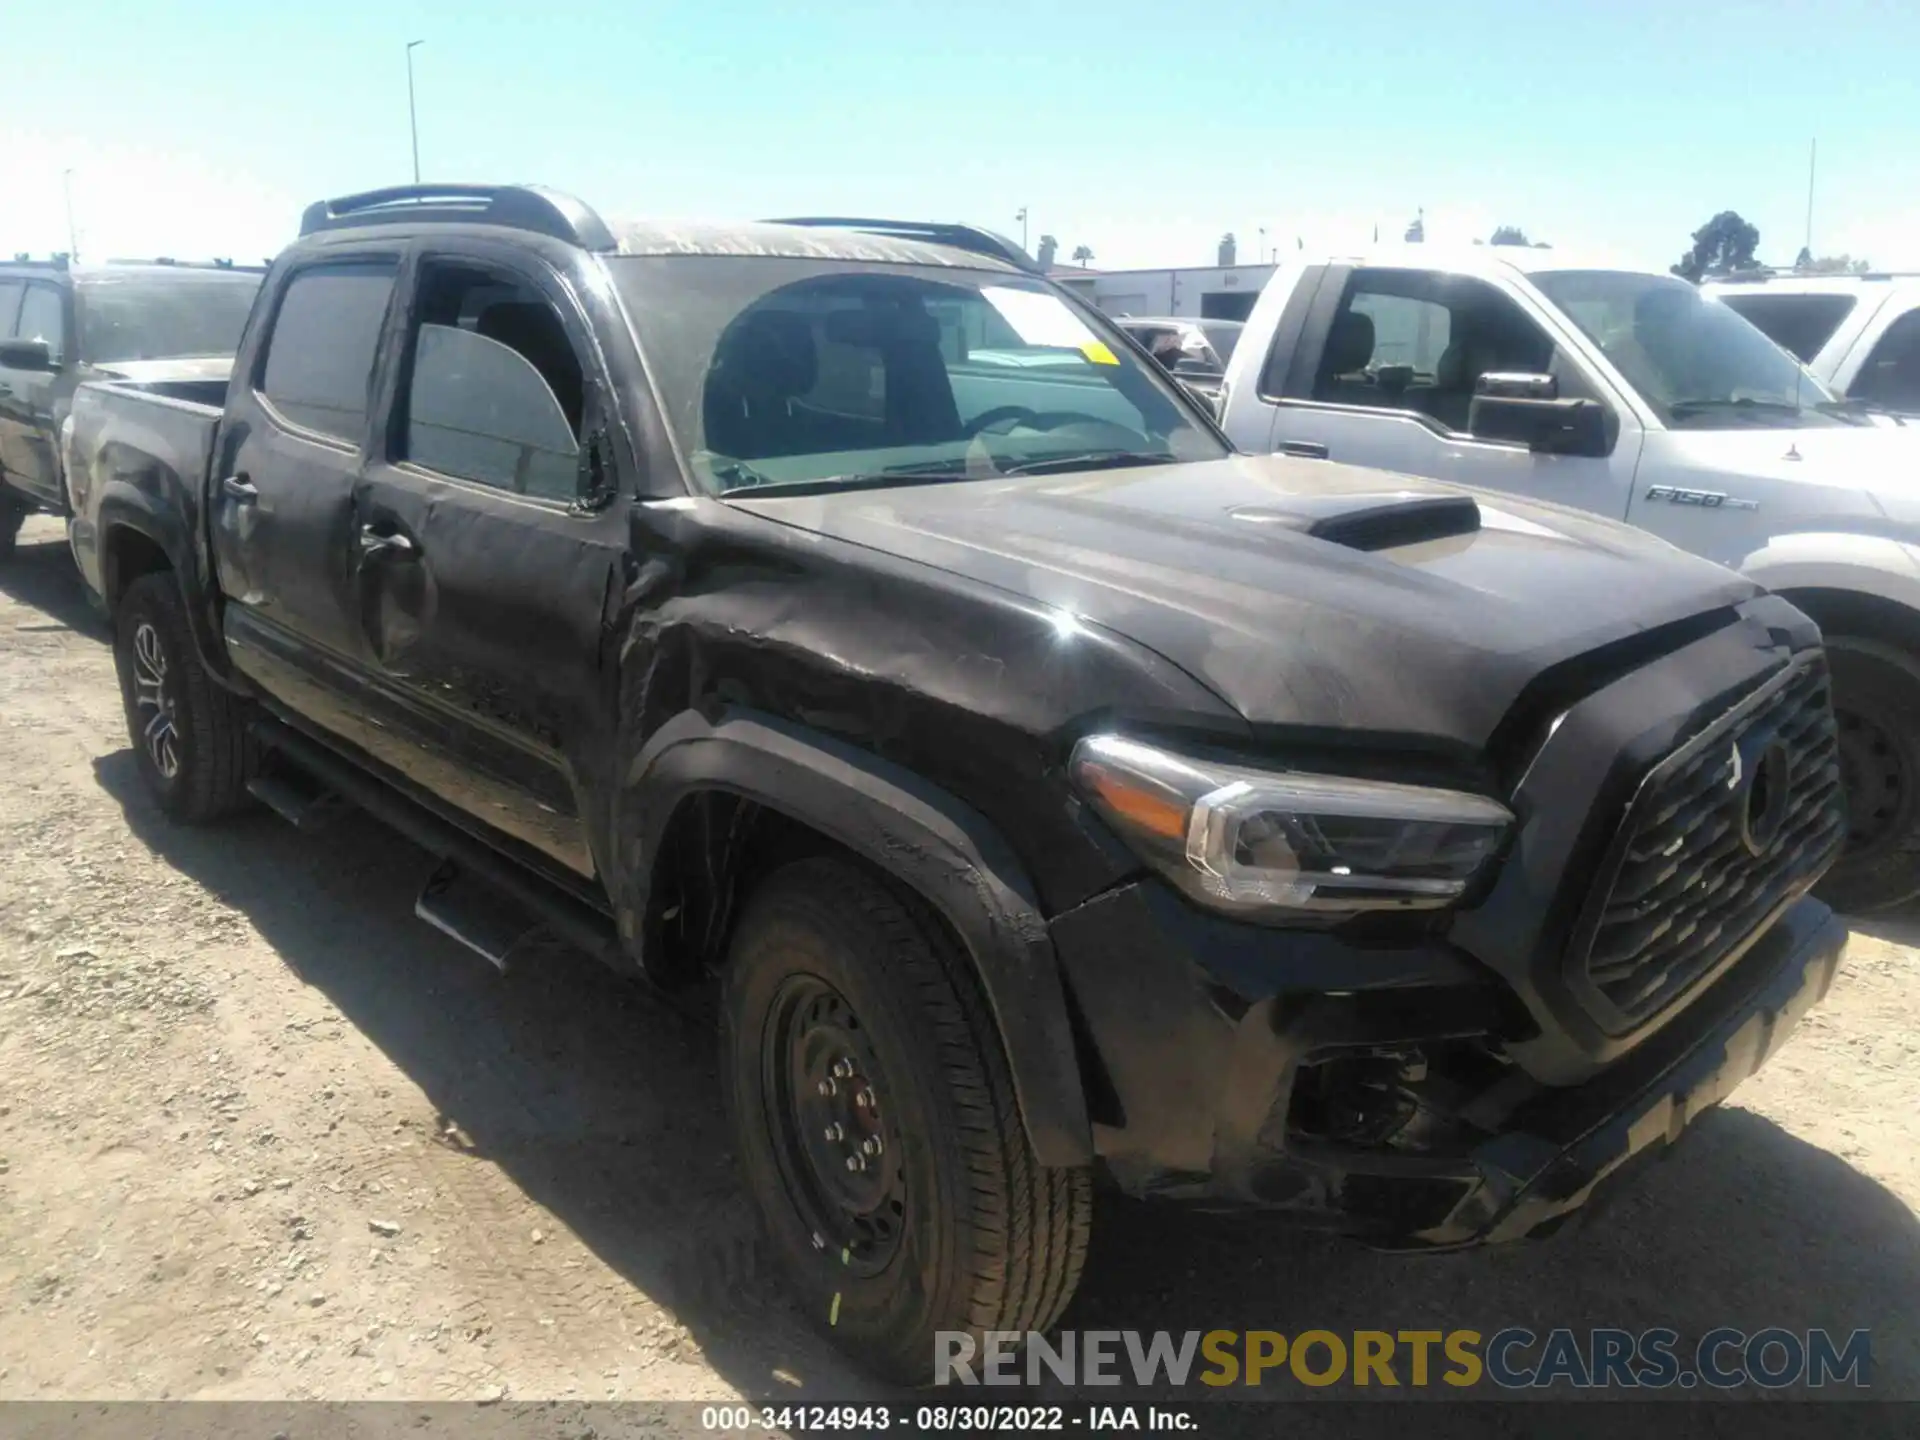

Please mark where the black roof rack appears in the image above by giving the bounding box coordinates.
[299,184,617,252]
[1710,267,1917,284]
[6,254,71,271]
[764,217,1040,273]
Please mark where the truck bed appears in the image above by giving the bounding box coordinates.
[66,378,225,604]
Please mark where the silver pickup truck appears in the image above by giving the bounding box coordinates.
[0,257,260,562]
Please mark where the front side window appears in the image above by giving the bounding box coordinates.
[16,286,66,363]
[1312,269,1571,435]
[1850,309,1920,415]
[610,258,1226,495]
[398,262,585,500]
[77,272,260,365]
[1536,269,1843,429]
[259,263,397,442]
[1713,290,1857,363]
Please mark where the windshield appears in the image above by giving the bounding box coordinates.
[77,272,261,365]
[1533,269,1843,429]
[610,258,1227,495]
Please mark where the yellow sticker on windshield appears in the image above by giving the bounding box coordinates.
[1080,340,1120,366]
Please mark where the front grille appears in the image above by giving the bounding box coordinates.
[1569,657,1844,1029]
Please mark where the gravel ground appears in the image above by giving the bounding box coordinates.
[2,515,1917,1417]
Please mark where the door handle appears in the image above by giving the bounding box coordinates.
[358,525,418,560]
[222,475,257,501]
[1280,441,1330,460]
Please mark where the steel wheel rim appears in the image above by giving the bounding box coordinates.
[761,975,906,1278]
[131,621,181,780]
[1836,705,1907,853]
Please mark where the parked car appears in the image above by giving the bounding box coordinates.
[68,185,1848,1384]
[1116,315,1241,407]
[1706,271,1920,418]
[0,257,262,559]
[1218,245,1920,912]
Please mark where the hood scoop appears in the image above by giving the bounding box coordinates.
[1228,490,1482,552]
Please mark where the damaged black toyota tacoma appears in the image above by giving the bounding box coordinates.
[66,184,1849,1383]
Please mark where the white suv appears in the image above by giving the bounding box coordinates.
[1706,272,1920,418]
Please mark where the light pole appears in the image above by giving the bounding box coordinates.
[406,40,425,183]
[1016,207,1028,253]
[62,169,79,262]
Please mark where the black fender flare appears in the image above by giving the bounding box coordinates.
[95,491,234,685]
[627,707,1094,1168]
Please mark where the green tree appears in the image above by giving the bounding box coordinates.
[1036,235,1059,269]
[1489,225,1531,246]
[1672,211,1761,282]
[1071,244,1094,268]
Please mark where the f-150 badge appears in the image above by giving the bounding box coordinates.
[1644,485,1760,510]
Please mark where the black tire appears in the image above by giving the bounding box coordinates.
[1816,634,1920,914]
[112,572,256,822]
[0,498,25,561]
[721,856,1091,1385]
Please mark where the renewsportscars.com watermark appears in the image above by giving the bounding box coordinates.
[936,1327,1872,1390]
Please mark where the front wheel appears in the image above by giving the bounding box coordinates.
[112,573,256,822]
[0,497,26,561]
[1816,634,1920,913]
[721,857,1091,1385]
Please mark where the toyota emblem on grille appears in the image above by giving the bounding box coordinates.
[1733,736,1792,856]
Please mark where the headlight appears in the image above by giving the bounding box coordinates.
[1069,734,1512,920]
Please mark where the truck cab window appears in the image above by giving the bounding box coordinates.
[398,263,585,500]
[1851,310,1920,415]
[1314,270,1574,434]
[259,262,398,443]
[16,286,66,364]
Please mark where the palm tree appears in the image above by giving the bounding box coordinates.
[1071,244,1094,268]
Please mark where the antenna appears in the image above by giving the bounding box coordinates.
[1794,138,1814,418]
[1804,138,1817,262]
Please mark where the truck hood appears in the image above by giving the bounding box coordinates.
[732,453,1761,748]
[1667,421,1920,490]
[90,356,234,384]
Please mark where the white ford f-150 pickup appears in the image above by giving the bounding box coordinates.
[1219,245,1920,911]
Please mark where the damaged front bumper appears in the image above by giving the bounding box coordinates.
[1050,880,1847,1247]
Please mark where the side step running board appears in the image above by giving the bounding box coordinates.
[248,768,353,832]
[247,716,621,969]
[416,860,548,971]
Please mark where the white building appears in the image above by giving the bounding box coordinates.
[1050,263,1278,321]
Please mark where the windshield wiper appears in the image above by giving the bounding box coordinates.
[994,450,1175,477]
[1667,397,1812,426]
[719,468,987,499]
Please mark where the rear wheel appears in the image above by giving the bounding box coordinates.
[112,573,256,822]
[721,857,1091,1385]
[1816,634,1920,913]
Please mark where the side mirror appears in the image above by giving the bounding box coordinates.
[0,338,55,372]
[1468,372,1610,457]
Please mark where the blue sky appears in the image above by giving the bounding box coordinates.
[6,0,1917,274]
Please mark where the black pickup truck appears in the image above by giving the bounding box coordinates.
[67,184,1849,1383]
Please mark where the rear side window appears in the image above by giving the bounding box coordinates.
[1851,309,1920,415]
[259,262,397,443]
[1715,292,1856,363]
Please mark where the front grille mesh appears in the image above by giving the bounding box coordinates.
[1574,658,1844,1026]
